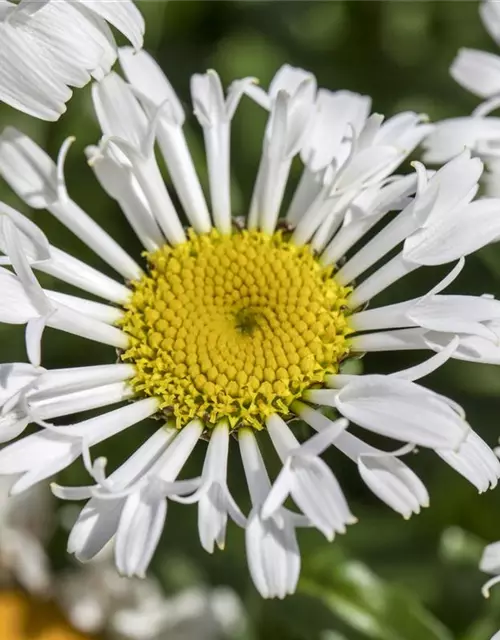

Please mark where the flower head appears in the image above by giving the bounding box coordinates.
[0,55,498,600]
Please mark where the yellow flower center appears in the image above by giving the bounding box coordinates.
[120,230,352,429]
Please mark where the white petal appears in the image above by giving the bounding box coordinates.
[335,430,429,517]
[347,252,417,309]
[33,245,131,305]
[41,397,158,440]
[480,541,500,575]
[337,151,482,286]
[0,127,57,208]
[303,377,468,449]
[261,463,294,520]
[436,431,500,493]
[0,21,70,120]
[1,218,51,318]
[289,459,353,539]
[32,363,134,399]
[482,0,500,46]
[375,111,431,149]
[105,138,186,246]
[249,74,316,233]
[47,304,128,350]
[408,294,500,337]
[0,200,133,303]
[191,71,252,234]
[116,486,167,577]
[154,419,203,483]
[300,89,371,172]
[68,497,124,561]
[267,65,317,104]
[334,203,418,286]
[25,316,46,367]
[403,199,500,266]
[350,259,465,332]
[0,0,140,119]
[239,428,272,504]
[85,142,164,252]
[425,328,500,364]
[335,146,400,192]
[245,509,300,599]
[322,173,418,266]
[0,267,40,324]
[265,413,353,537]
[92,72,148,149]
[45,290,123,324]
[198,484,228,553]
[0,202,50,268]
[67,426,175,561]
[357,454,426,518]
[11,0,116,82]
[451,48,500,99]
[424,151,482,220]
[79,0,144,50]
[0,430,80,489]
[15,398,158,495]
[0,362,42,409]
[422,117,500,164]
[387,337,459,381]
[30,381,133,421]
[119,47,184,123]
[0,414,30,444]
[351,327,428,354]
[49,195,143,282]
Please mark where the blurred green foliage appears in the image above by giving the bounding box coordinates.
[2,2,500,639]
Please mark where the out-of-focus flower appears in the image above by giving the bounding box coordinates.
[56,545,246,640]
[0,589,91,640]
[422,0,500,196]
[0,475,52,594]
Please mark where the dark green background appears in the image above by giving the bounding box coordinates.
[1,2,500,639]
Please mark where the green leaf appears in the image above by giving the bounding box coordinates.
[299,552,453,640]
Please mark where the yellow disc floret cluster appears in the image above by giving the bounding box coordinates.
[119,229,352,429]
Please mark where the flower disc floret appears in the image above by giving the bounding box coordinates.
[120,230,352,429]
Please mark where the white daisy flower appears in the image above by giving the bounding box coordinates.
[0,475,53,594]
[0,55,498,599]
[422,0,500,196]
[0,0,144,121]
[57,543,247,640]
[113,584,246,640]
